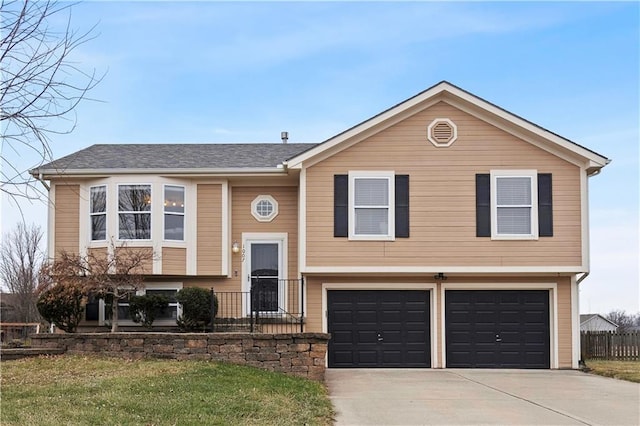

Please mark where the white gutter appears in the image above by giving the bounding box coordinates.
[36,173,50,191]
[34,167,289,178]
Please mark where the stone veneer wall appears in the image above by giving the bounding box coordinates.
[30,332,330,381]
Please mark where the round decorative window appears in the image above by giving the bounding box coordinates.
[251,195,278,222]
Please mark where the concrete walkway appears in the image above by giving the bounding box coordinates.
[326,369,640,425]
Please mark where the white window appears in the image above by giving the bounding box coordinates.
[164,185,185,240]
[251,195,278,222]
[349,171,395,240]
[118,184,151,240]
[145,289,180,321]
[90,185,107,241]
[107,284,182,326]
[491,170,538,240]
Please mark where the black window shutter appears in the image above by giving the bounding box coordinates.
[476,174,491,237]
[395,175,410,238]
[538,173,553,237]
[334,175,348,237]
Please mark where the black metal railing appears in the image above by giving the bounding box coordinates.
[211,278,304,334]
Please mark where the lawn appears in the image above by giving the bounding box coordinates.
[584,360,640,383]
[0,355,334,425]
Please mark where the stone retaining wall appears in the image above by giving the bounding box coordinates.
[30,332,330,381]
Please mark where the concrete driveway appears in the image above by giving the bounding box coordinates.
[326,369,640,425]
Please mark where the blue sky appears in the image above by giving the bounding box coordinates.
[2,1,638,314]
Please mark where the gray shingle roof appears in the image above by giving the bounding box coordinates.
[31,143,318,174]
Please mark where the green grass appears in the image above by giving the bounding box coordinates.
[584,360,640,383]
[0,355,334,425]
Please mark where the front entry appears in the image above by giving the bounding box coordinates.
[243,235,286,314]
[327,290,431,368]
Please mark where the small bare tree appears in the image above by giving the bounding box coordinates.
[0,222,44,322]
[1,0,103,204]
[46,243,153,332]
[605,310,639,333]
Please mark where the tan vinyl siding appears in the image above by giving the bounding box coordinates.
[113,247,153,274]
[162,247,186,275]
[305,276,324,334]
[196,184,223,275]
[87,248,108,262]
[53,184,80,258]
[556,276,573,368]
[231,186,299,285]
[306,101,582,268]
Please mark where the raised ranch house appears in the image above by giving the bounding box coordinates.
[31,81,609,369]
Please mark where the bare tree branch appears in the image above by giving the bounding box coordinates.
[0,222,44,322]
[44,241,154,332]
[0,0,104,203]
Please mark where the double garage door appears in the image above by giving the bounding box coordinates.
[327,290,550,369]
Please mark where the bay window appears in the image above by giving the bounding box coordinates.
[164,185,185,241]
[90,185,106,241]
[118,184,151,240]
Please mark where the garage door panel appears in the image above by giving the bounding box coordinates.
[356,351,378,366]
[332,330,354,343]
[328,290,430,368]
[445,290,550,369]
[332,351,354,365]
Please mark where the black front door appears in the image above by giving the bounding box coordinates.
[328,290,431,368]
[249,243,279,312]
[445,290,550,368]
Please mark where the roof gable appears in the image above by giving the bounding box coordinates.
[285,81,609,173]
[580,314,619,328]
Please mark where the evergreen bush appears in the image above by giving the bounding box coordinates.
[176,287,218,332]
[129,293,170,328]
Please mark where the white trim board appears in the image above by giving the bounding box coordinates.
[303,266,584,274]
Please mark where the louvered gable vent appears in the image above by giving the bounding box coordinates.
[427,118,457,147]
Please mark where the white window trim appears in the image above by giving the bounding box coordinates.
[117,183,153,241]
[348,171,395,241]
[241,232,288,317]
[89,185,107,242]
[163,184,185,241]
[490,170,538,240]
[251,194,279,222]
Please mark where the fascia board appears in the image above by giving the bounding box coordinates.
[35,167,287,179]
[442,87,610,168]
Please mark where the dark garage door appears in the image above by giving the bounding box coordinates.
[328,290,430,368]
[446,290,550,368]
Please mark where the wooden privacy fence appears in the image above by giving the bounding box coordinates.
[581,331,640,361]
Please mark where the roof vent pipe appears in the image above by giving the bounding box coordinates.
[281,131,288,144]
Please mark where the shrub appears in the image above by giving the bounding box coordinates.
[176,287,218,332]
[36,282,84,333]
[129,293,170,328]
